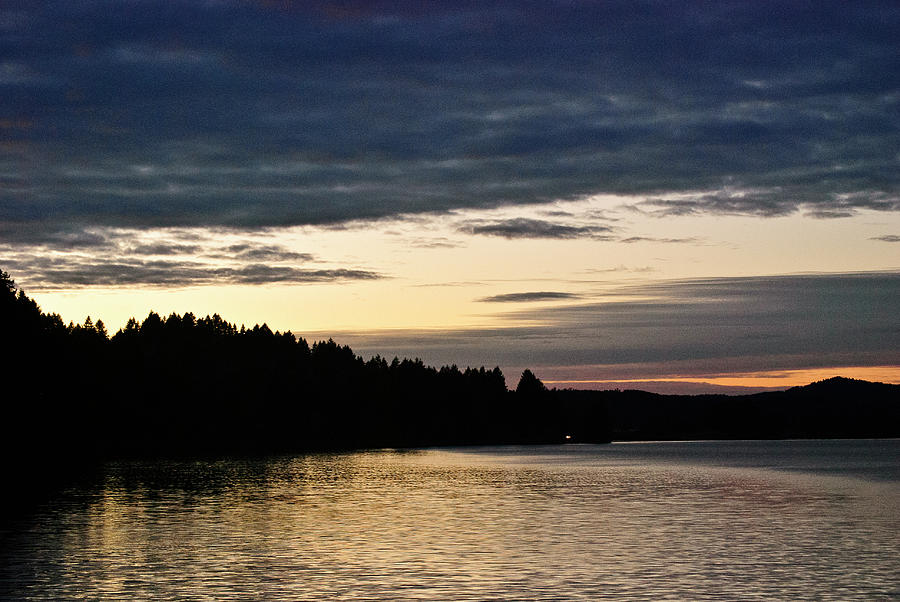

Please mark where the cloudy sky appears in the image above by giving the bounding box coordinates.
[3,1,898,392]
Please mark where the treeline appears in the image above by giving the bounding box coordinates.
[2,269,608,467]
[5,266,897,471]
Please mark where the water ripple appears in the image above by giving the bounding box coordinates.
[2,441,898,600]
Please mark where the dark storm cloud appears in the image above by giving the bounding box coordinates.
[5,255,380,289]
[871,235,900,242]
[477,291,579,303]
[318,272,900,373]
[461,218,613,239]
[2,1,899,245]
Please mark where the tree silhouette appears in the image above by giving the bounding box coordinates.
[516,369,547,396]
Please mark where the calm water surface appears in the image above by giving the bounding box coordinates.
[2,440,898,600]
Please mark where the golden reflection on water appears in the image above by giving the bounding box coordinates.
[3,442,899,600]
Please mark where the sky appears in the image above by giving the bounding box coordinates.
[2,1,898,393]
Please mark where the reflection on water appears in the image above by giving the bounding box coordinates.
[2,440,899,600]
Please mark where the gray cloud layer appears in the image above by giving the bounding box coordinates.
[2,2,899,245]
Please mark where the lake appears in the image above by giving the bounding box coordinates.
[1,440,898,600]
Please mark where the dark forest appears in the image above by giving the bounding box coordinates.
[3,267,897,480]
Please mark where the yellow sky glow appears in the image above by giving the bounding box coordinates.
[27,200,900,335]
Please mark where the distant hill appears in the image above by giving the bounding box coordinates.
[786,375,896,396]
[557,376,900,441]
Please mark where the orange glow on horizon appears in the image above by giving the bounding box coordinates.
[543,366,900,390]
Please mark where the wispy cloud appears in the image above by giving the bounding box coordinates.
[583,265,659,274]
[632,188,900,220]
[127,243,203,256]
[632,187,794,218]
[460,218,613,240]
[477,292,580,303]
[404,237,465,249]
[618,236,699,244]
[871,235,900,242]
[6,256,380,289]
[217,244,314,262]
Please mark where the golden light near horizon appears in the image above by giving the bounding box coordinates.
[542,366,900,391]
